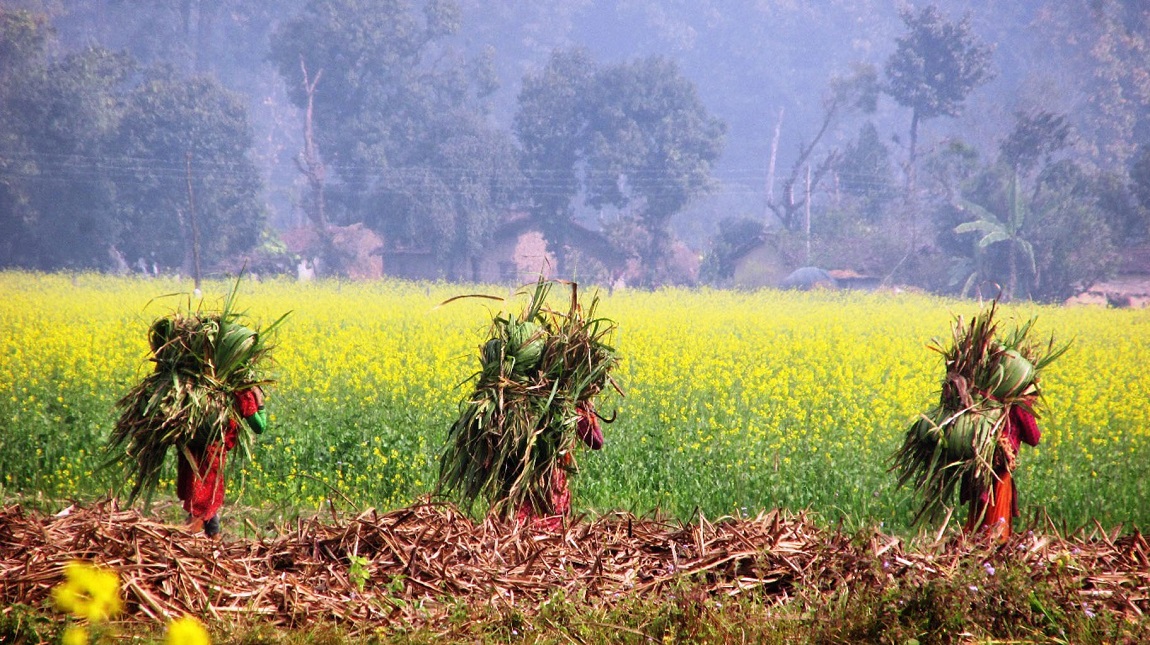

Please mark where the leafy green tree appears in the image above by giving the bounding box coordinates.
[1129,143,1150,241]
[1028,162,1118,301]
[836,121,894,221]
[513,49,597,276]
[367,113,522,279]
[269,0,516,275]
[699,216,767,284]
[0,10,134,270]
[1134,144,1150,212]
[884,4,994,196]
[952,162,1117,302]
[112,69,265,272]
[0,9,52,267]
[1091,169,1146,248]
[998,110,1071,176]
[583,56,725,284]
[513,50,724,284]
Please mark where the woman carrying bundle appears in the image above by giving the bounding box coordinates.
[892,300,1066,542]
[107,285,286,538]
[437,279,620,531]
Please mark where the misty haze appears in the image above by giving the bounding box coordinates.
[2,1,1148,302]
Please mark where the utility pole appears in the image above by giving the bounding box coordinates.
[765,107,784,210]
[804,163,811,264]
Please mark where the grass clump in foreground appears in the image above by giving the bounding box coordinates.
[4,563,1145,645]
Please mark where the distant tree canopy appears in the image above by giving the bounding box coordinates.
[515,49,725,283]
[513,49,597,276]
[113,70,266,271]
[0,8,266,273]
[835,121,894,221]
[885,4,993,195]
[268,0,520,278]
[5,2,1150,297]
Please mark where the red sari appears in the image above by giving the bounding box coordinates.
[176,389,261,524]
[963,404,1041,540]
[516,403,604,531]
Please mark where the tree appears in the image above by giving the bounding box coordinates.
[1130,144,1150,241]
[0,9,53,268]
[835,120,894,221]
[367,112,521,279]
[513,49,597,276]
[953,170,1036,301]
[699,216,767,284]
[1027,162,1118,301]
[513,51,724,285]
[885,4,994,197]
[951,161,1117,302]
[112,69,265,272]
[582,56,725,284]
[1033,2,1150,169]
[998,110,1071,177]
[0,10,134,270]
[269,0,517,276]
[767,64,879,231]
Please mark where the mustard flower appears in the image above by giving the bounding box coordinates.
[51,561,122,623]
[166,615,211,645]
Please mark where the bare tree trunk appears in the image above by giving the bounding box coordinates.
[296,57,327,230]
[766,102,840,231]
[294,58,337,276]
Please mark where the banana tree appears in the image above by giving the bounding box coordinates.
[953,171,1037,301]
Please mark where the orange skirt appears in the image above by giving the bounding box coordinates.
[964,470,1015,541]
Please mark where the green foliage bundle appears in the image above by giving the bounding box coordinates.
[105,280,288,503]
[437,279,621,519]
[892,300,1068,524]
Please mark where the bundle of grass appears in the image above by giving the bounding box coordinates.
[437,279,622,521]
[892,299,1068,525]
[106,280,288,504]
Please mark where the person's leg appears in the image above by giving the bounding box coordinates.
[204,514,220,538]
[983,471,1014,541]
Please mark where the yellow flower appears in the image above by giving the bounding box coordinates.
[166,615,211,645]
[52,561,121,623]
[61,625,88,645]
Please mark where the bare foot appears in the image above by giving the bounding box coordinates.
[185,517,205,534]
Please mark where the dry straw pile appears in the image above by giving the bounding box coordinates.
[1,501,1147,634]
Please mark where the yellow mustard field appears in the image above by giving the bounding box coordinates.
[1,271,1147,533]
